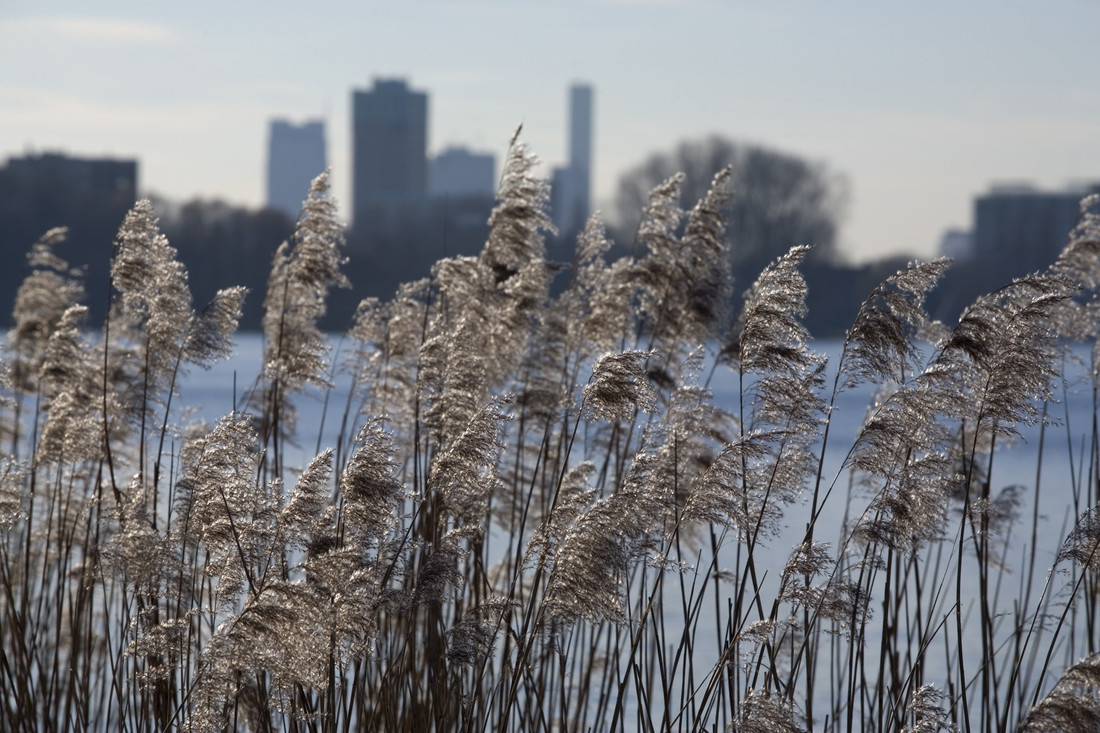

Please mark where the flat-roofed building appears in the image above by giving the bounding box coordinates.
[266,119,326,218]
[351,78,428,223]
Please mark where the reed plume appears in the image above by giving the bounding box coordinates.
[7,136,1100,733]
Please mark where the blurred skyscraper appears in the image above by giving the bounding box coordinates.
[568,83,593,222]
[429,147,495,198]
[0,151,138,326]
[973,183,1097,275]
[551,83,594,235]
[351,79,428,223]
[266,119,326,218]
[2,152,137,197]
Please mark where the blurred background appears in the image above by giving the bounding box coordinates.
[1,0,1097,332]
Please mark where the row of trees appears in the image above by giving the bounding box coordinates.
[612,135,846,280]
[607,136,1033,333]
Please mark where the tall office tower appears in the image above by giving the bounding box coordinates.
[351,78,428,222]
[568,83,593,223]
[266,119,326,218]
[552,83,594,234]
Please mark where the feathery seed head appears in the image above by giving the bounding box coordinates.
[840,258,950,390]
[413,525,481,605]
[583,350,659,421]
[731,689,805,733]
[280,448,334,545]
[1019,653,1100,732]
[10,227,85,392]
[725,245,813,376]
[428,397,511,522]
[340,418,403,537]
[185,286,247,369]
[679,165,734,340]
[782,540,834,580]
[110,200,193,366]
[0,459,28,531]
[262,171,348,392]
[481,136,554,279]
[1058,508,1100,571]
[900,684,955,733]
[446,597,517,666]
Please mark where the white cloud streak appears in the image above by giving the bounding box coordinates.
[3,15,175,45]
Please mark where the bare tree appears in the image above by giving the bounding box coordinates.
[614,135,847,280]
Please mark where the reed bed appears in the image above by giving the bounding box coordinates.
[3,133,1100,732]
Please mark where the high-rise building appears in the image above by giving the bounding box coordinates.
[2,152,137,198]
[568,83,593,221]
[266,119,326,218]
[0,151,138,326]
[429,147,495,198]
[973,183,1097,274]
[351,79,428,222]
[551,83,594,234]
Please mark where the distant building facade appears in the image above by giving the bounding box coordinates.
[567,83,593,223]
[0,151,139,325]
[351,79,428,223]
[266,119,326,218]
[551,83,594,235]
[2,152,137,198]
[973,183,1098,274]
[429,147,495,198]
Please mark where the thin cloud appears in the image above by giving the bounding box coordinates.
[5,15,175,45]
[0,88,267,132]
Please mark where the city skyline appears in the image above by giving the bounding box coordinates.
[1,1,1098,264]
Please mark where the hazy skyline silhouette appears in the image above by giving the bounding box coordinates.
[1,0,1097,263]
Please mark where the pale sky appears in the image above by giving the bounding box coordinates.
[2,0,1097,263]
